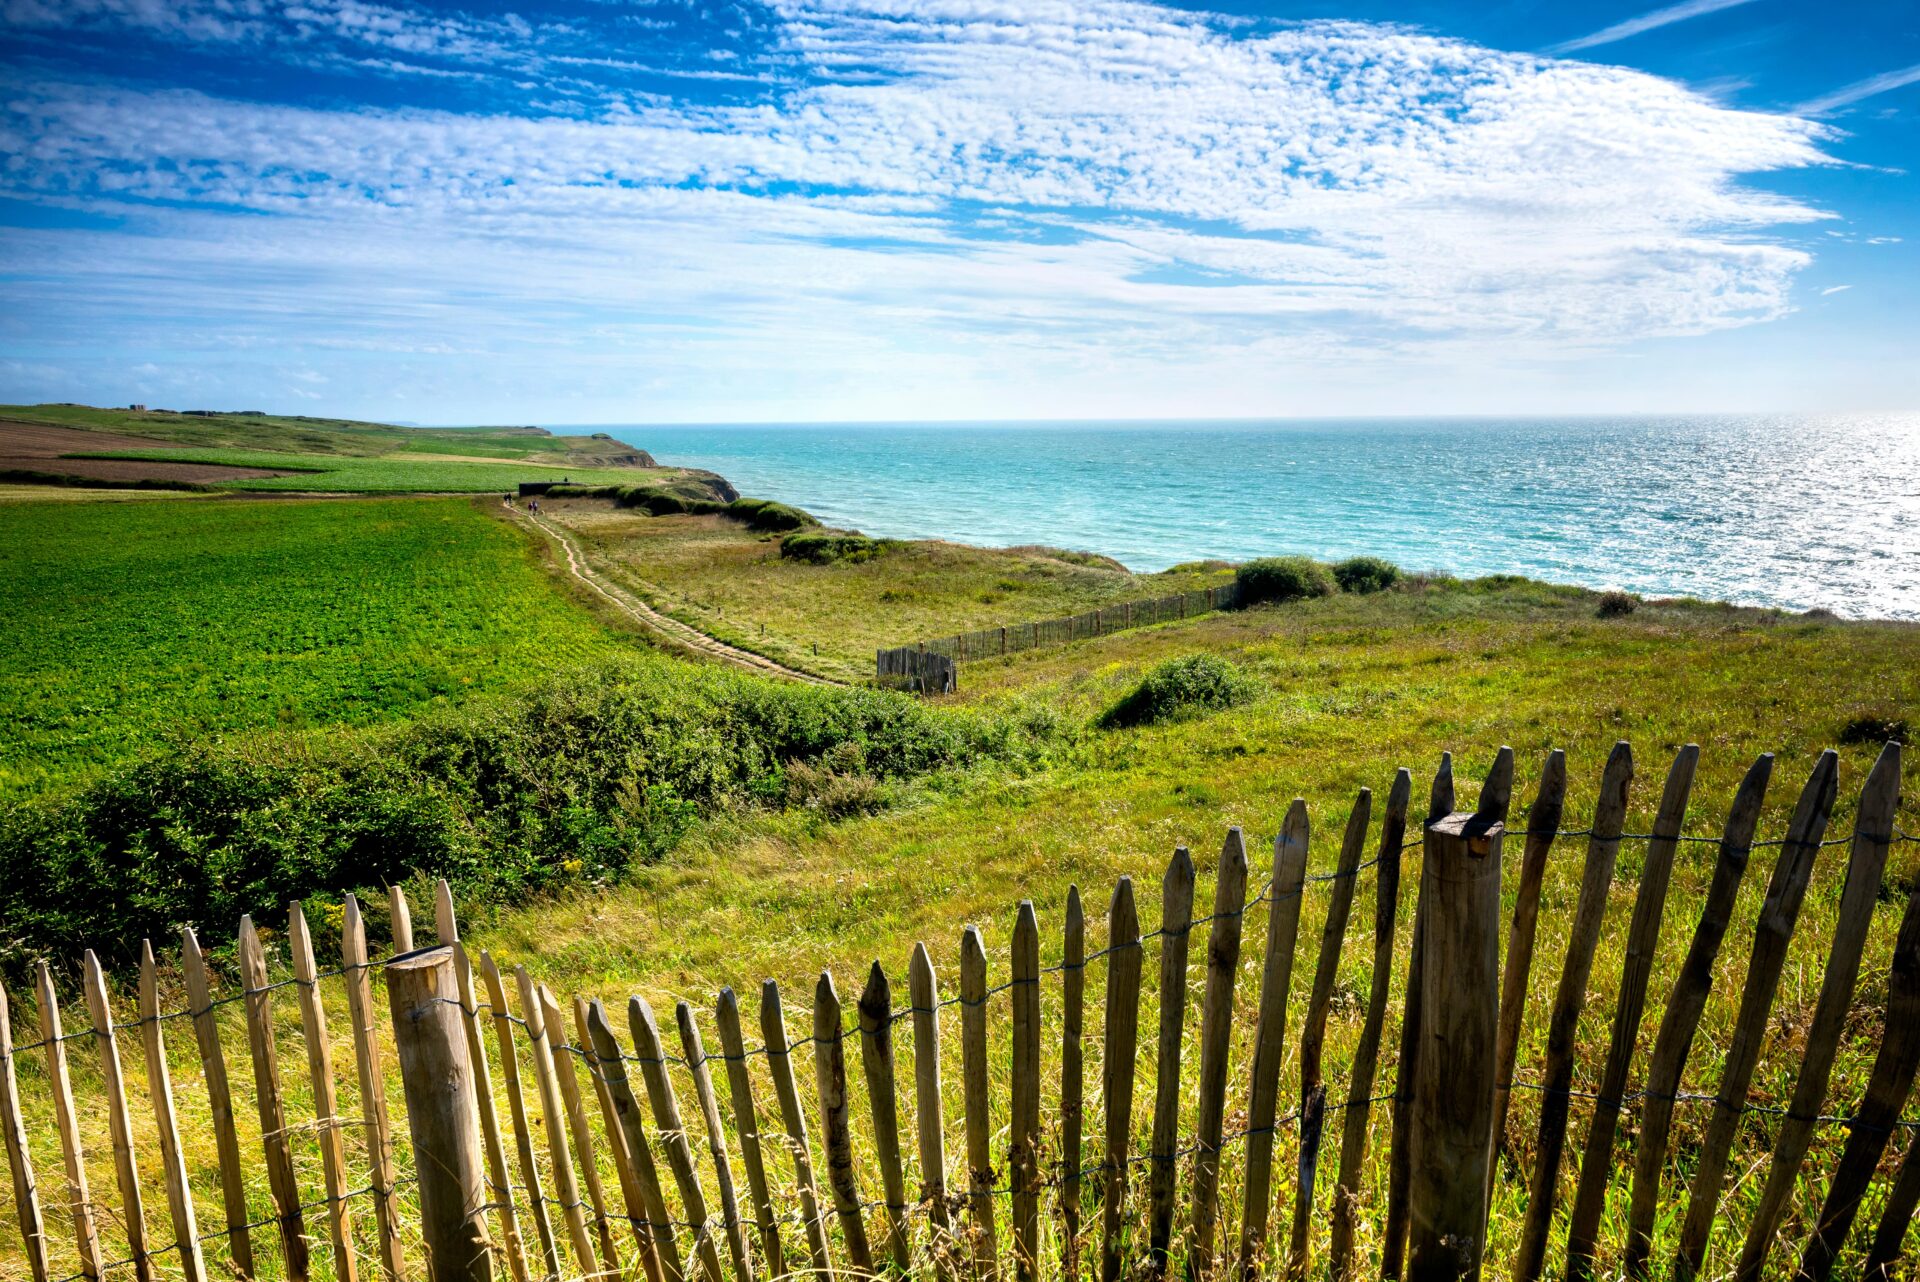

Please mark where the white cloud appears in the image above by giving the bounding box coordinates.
[1821,284,1852,295]
[0,0,1843,416]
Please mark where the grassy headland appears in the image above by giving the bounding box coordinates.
[0,402,736,497]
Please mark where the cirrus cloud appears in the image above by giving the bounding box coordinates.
[0,0,1842,416]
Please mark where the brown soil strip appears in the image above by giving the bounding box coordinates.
[0,419,301,485]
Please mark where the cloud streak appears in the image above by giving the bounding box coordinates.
[1796,62,1920,115]
[1549,0,1759,55]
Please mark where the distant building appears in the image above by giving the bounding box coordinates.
[128,404,146,412]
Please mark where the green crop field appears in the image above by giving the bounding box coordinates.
[64,447,697,493]
[0,495,638,796]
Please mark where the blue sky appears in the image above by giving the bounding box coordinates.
[1,0,1914,423]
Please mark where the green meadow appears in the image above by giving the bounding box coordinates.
[1,469,1918,1282]
[0,496,636,795]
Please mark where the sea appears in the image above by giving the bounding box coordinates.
[588,415,1920,621]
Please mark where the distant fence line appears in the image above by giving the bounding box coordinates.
[5,739,1920,1282]
[879,582,1243,687]
[874,648,957,695]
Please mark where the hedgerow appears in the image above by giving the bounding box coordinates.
[0,659,1060,976]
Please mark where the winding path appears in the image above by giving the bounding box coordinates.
[511,504,841,685]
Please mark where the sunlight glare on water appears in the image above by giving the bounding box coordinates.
[599,414,1920,620]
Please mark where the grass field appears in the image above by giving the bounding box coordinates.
[5,581,1915,1282]
[469,584,1919,1279]
[0,495,639,796]
[60,447,708,494]
[545,499,1238,681]
[4,486,1920,1281]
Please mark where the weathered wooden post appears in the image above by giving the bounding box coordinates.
[1407,808,1502,1282]
[387,947,494,1282]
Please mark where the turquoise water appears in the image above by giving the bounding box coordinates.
[595,415,1920,620]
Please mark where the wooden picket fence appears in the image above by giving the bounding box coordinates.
[874,648,958,695]
[2,738,1917,1282]
[911,584,1242,665]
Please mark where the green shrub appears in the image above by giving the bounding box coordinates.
[728,498,816,532]
[544,483,728,516]
[782,530,891,564]
[0,659,1060,976]
[1235,556,1337,606]
[1332,556,1401,594]
[543,487,814,528]
[1596,590,1639,618]
[1098,654,1261,729]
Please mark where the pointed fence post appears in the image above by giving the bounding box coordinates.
[909,944,958,1278]
[1289,797,1370,1281]
[435,882,529,1282]
[1239,804,1311,1276]
[34,961,102,1282]
[1512,742,1634,1282]
[1190,829,1250,1274]
[1,975,50,1282]
[137,941,207,1282]
[342,896,409,1282]
[386,947,494,1282]
[1147,846,1196,1273]
[82,950,154,1282]
[1385,754,1453,1280]
[240,915,312,1282]
[289,903,359,1282]
[1101,879,1143,1282]
[1330,769,1413,1282]
[181,928,253,1278]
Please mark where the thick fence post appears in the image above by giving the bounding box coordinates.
[386,947,494,1282]
[1407,809,1502,1282]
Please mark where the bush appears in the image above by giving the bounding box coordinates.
[1235,556,1337,606]
[1332,556,1401,594]
[781,530,891,564]
[544,483,728,517]
[727,497,816,532]
[1596,590,1639,618]
[0,659,1060,977]
[1098,654,1261,729]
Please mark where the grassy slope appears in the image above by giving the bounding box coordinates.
[547,499,1237,681]
[0,495,639,795]
[1,401,650,464]
[4,492,1920,1279]
[465,572,1920,1276]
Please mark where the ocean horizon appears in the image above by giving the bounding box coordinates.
[586,414,1920,621]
